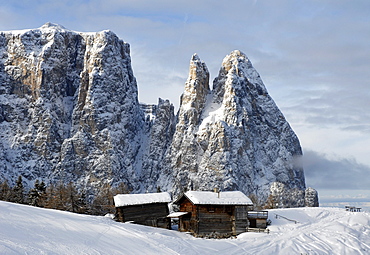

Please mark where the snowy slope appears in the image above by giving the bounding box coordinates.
[1,201,369,255]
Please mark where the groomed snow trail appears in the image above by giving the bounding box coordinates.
[0,202,369,254]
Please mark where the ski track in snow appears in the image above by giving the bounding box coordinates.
[0,201,369,254]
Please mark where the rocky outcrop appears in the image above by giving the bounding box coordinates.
[0,23,143,191]
[167,50,307,206]
[0,24,316,207]
[305,187,319,207]
[140,99,176,192]
[167,54,210,191]
[268,182,305,208]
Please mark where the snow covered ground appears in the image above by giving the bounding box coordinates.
[0,201,369,254]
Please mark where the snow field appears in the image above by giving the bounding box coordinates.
[0,201,369,254]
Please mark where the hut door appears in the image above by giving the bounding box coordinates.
[249,219,257,228]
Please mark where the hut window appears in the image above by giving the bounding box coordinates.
[208,206,215,212]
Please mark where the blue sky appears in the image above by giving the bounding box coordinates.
[1,0,370,209]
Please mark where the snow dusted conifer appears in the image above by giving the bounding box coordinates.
[0,180,11,201]
[28,180,41,207]
[12,176,25,204]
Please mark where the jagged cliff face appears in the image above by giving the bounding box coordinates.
[0,23,144,190]
[167,50,306,206]
[139,99,176,192]
[0,24,313,207]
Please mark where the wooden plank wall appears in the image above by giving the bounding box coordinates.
[177,199,252,236]
[116,203,169,229]
[178,198,197,233]
[197,205,233,235]
[256,219,267,228]
[235,206,249,234]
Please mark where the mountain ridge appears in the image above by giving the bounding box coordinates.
[0,24,317,207]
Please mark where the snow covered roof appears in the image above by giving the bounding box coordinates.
[167,212,189,218]
[114,192,171,207]
[180,191,253,205]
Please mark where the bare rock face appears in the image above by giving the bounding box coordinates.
[0,23,143,190]
[168,54,210,191]
[305,187,319,207]
[139,99,176,192]
[269,182,305,208]
[168,51,308,206]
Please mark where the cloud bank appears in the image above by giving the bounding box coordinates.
[303,150,370,190]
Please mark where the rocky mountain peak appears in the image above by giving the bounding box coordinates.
[168,50,307,206]
[180,53,209,116]
[39,22,68,31]
[213,50,266,106]
[168,54,210,185]
[0,25,316,208]
[0,25,142,191]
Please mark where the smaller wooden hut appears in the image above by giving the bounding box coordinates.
[173,191,255,237]
[114,192,171,229]
[247,211,269,229]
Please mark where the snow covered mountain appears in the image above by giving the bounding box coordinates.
[0,23,144,193]
[0,23,317,207]
[164,51,309,206]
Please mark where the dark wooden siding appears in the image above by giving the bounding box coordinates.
[197,205,234,235]
[178,198,197,233]
[176,195,254,236]
[115,203,169,229]
[235,206,249,234]
[247,211,268,229]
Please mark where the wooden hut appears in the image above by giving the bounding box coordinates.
[172,191,255,237]
[247,211,269,229]
[114,192,171,229]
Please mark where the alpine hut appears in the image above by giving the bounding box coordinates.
[172,190,255,237]
[114,192,171,229]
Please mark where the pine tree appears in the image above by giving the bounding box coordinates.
[12,176,25,204]
[0,179,11,201]
[28,180,40,206]
[55,182,69,211]
[38,180,47,207]
[46,182,69,211]
[28,180,47,207]
[44,182,83,213]
[75,189,88,214]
